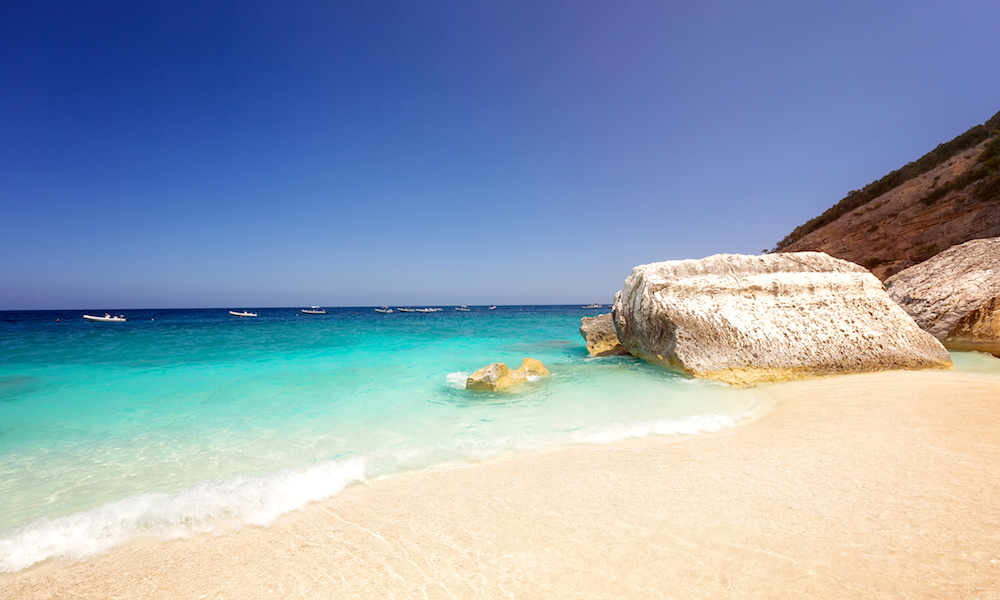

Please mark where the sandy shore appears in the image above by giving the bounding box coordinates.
[3,368,1000,599]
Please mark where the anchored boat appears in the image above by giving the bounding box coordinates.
[83,313,127,322]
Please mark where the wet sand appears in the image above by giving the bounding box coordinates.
[3,369,1000,599]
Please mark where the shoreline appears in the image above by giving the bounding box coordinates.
[4,368,1000,598]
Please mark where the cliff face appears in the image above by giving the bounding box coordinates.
[776,113,1000,280]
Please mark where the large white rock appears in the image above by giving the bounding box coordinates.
[612,252,952,386]
[885,237,1000,356]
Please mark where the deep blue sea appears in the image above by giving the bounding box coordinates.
[12,304,977,572]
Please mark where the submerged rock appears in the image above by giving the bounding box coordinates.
[466,358,550,392]
[612,252,952,386]
[885,237,1000,356]
[580,313,631,357]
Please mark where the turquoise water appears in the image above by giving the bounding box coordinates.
[0,306,791,570]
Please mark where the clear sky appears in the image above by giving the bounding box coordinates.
[3,1,999,309]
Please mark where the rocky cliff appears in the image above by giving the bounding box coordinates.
[775,111,1000,280]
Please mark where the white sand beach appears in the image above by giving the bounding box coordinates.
[3,368,1000,599]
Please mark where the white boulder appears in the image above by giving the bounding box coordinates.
[612,252,952,386]
[886,237,1000,356]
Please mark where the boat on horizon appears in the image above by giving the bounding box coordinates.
[397,307,415,313]
[301,306,326,314]
[374,307,393,314]
[583,303,603,309]
[83,313,127,322]
[455,305,471,311]
[229,310,257,318]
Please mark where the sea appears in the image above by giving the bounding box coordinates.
[2,306,996,574]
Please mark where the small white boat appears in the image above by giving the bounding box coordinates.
[229,310,257,318]
[455,305,470,311]
[301,306,326,314]
[489,306,497,310]
[83,313,127,322]
[397,307,415,313]
[375,307,393,314]
[583,303,603,309]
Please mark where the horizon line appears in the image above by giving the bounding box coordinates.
[0,303,614,312]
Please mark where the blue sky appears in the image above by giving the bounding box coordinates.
[3,1,999,309]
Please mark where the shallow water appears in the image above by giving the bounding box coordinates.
[949,348,1000,374]
[0,306,772,572]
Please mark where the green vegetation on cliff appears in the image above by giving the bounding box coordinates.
[774,110,1000,251]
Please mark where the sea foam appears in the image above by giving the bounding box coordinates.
[0,457,366,573]
[445,371,470,389]
[0,410,762,572]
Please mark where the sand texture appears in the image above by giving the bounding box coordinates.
[3,369,1000,599]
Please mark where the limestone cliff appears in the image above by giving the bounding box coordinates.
[775,111,1000,280]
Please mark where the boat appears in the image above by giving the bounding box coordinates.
[397,307,415,312]
[415,308,436,313]
[583,303,603,309]
[455,305,471,311]
[83,313,127,322]
[301,306,326,314]
[489,306,497,310]
[374,307,393,314]
[229,310,257,318]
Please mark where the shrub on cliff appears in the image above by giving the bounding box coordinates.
[774,110,1000,250]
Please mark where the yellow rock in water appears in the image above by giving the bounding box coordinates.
[466,358,549,391]
[579,313,630,357]
[521,358,550,377]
